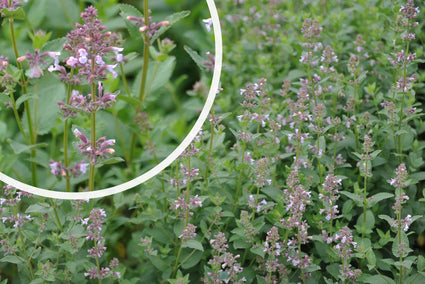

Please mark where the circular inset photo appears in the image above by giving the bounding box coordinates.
[0,0,222,199]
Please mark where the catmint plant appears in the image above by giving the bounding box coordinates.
[48,6,122,191]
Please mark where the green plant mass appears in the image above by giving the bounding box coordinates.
[1,0,425,283]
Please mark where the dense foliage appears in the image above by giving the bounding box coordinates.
[1,0,425,283]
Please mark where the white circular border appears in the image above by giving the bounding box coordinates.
[0,0,222,200]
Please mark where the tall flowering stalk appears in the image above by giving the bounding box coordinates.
[235,79,268,208]
[0,185,34,280]
[81,209,121,281]
[204,232,246,283]
[389,164,411,282]
[170,148,201,277]
[2,0,38,185]
[319,174,341,236]
[281,170,312,283]
[391,0,420,161]
[126,1,169,164]
[48,6,122,191]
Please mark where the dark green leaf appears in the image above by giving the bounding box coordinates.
[184,45,206,71]
[180,250,202,269]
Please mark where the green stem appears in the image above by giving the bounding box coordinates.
[9,18,38,186]
[129,0,151,164]
[398,185,403,283]
[64,69,74,192]
[89,81,96,191]
[120,63,131,96]
[362,173,368,239]
[397,38,410,163]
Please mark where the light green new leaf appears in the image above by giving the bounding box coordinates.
[0,7,25,20]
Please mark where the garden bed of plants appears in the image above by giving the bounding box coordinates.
[1,0,425,283]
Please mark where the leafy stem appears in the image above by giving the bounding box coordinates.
[9,17,37,186]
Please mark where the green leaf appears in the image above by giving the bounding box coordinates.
[180,250,202,269]
[151,10,191,42]
[132,56,175,97]
[41,37,67,53]
[370,150,382,159]
[366,247,376,268]
[211,132,225,153]
[27,0,47,28]
[394,259,414,269]
[16,94,38,109]
[287,69,307,81]
[352,152,363,160]
[31,31,52,50]
[357,70,368,84]
[250,245,265,258]
[261,186,282,203]
[181,239,204,251]
[0,121,7,142]
[22,74,65,135]
[118,4,143,40]
[392,231,412,258]
[0,95,12,110]
[95,157,125,166]
[0,255,23,264]
[363,275,395,284]
[355,210,375,234]
[340,191,363,207]
[418,255,425,271]
[377,229,392,247]
[411,171,425,182]
[7,139,47,154]
[0,7,25,20]
[184,45,206,71]
[116,95,143,107]
[26,203,52,214]
[368,192,394,208]
[326,263,340,280]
